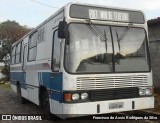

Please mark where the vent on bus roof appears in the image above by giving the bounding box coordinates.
[76,75,148,90]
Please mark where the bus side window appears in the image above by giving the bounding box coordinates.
[28,31,38,61]
[53,30,61,72]
[15,42,22,64]
[11,46,16,64]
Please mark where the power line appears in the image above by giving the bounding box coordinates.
[30,0,60,9]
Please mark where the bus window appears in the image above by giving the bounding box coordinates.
[15,43,21,64]
[52,30,61,72]
[28,32,38,61]
[11,46,16,64]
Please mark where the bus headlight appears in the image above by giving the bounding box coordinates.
[145,88,152,95]
[139,87,153,96]
[81,93,88,100]
[72,93,80,100]
[63,91,90,102]
[139,88,145,96]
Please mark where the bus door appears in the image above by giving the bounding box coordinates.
[20,44,27,91]
[50,30,63,103]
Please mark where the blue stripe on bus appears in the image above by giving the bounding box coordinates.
[50,72,63,102]
[50,91,62,101]
[40,72,63,101]
[10,72,26,82]
[10,72,26,89]
[11,72,63,101]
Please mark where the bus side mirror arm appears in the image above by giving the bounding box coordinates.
[58,21,67,39]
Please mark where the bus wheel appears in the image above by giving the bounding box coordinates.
[17,85,27,104]
[41,90,50,114]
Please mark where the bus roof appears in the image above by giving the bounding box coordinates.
[12,2,145,46]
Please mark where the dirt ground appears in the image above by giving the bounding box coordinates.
[0,83,159,123]
[148,94,160,113]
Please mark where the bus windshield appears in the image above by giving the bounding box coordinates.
[65,23,150,73]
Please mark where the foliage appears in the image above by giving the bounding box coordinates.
[0,20,31,80]
[0,83,11,91]
[0,76,9,82]
[0,20,31,63]
[1,65,10,81]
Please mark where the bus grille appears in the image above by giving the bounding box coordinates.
[90,87,139,101]
[76,75,148,90]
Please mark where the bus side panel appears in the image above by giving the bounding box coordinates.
[38,72,63,115]
[25,68,40,105]
[10,71,26,92]
[50,99,63,118]
[26,85,39,105]
[50,72,63,116]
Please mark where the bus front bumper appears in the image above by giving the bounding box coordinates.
[62,97,154,118]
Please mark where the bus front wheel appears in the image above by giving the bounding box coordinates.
[41,89,50,114]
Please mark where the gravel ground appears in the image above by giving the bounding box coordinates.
[146,94,160,113]
[0,84,159,123]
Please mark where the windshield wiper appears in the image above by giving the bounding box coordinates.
[86,19,108,53]
[115,23,133,51]
[86,19,107,42]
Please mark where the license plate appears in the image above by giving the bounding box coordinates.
[109,102,124,109]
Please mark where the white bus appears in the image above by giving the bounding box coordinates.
[10,3,154,119]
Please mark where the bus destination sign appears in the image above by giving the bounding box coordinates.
[70,4,145,24]
[89,9,129,21]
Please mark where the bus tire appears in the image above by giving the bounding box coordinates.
[17,84,27,104]
[41,90,50,114]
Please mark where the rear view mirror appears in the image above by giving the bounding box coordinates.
[58,21,67,39]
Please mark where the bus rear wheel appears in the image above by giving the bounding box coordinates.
[17,84,27,104]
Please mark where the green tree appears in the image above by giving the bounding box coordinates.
[0,20,31,80]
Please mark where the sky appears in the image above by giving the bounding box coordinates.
[0,0,160,28]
